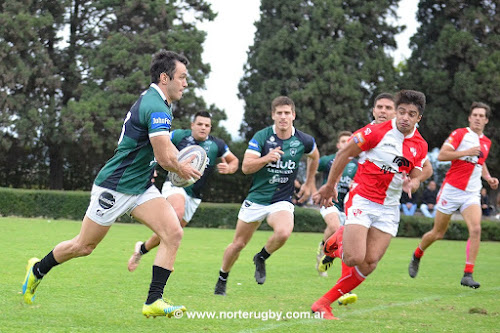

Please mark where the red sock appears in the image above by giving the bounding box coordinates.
[464,263,474,274]
[414,246,424,259]
[338,260,353,282]
[322,266,365,303]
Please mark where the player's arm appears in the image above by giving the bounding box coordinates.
[482,162,499,189]
[418,159,433,182]
[403,168,423,197]
[241,146,283,175]
[313,140,362,207]
[437,143,481,161]
[217,152,239,174]
[151,135,201,180]
[296,146,320,203]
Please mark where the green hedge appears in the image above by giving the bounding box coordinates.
[1,187,499,240]
[0,187,133,222]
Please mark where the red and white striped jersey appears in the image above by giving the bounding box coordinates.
[350,118,428,205]
[441,127,491,192]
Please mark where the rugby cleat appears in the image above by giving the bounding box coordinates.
[253,254,266,285]
[128,241,143,272]
[22,257,41,304]
[311,299,339,320]
[460,273,480,289]
[408,254,420,278]
[338,292,358,306]
[142,298,186,318]
[214,278,227,296]
[324,226,344,258]
[318,255,334,273]
[316,242,328,277]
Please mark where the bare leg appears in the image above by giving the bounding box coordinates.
[461,204,482,264]
[264,210,294,253]
[419,210,452,251]
[131,197,182,270]
[356,227,392,276]
[53,215,110,263]
[322,212,341,242]
[221,219,260,272]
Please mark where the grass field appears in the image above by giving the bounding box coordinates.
[1,217,499,332]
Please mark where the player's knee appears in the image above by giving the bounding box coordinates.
[469,225,481,238]
[274,228,292,242]
[343,252,364,267]
[75,242,96,257]
[232,239,248,252]
[170,226,184,242]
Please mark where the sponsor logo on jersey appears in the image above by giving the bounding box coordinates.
[464,156,478,164]
[244,200,252,207]
[99,192,115,209]
[269,174,289,184]
[290,140,300,147]
[393,156,410,167]
[248,139,260,150]
[353,133,365,145]
[151,112,172,130]
[380,165,397,174]
[410,147,417,157]
[268,159,296,170]
[364,128,372,136]
[290,148,297,157]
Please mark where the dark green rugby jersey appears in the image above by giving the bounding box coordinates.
[318,153,358,211]
[245,126,316,205]
[94,84,172,194]
[170,129,230,199]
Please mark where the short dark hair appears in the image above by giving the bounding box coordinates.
[395,90,426,115]
[192,111,212,122]
[470,102,491,119]
[373,93,394,107]
[337,131,352,142]
[150,50,189,83]
[271,96,295,113]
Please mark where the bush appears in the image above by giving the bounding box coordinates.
[1,187,499,241]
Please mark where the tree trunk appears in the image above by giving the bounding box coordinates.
[49,146,64,189]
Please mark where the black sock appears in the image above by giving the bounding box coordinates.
[219,270,229,281]
[33,250,60,279]
[321,240,325,246]
[145,265,171,304]
[257,247,271,260]
[140,242,149,255]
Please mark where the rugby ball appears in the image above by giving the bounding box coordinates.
[168,145,208,187]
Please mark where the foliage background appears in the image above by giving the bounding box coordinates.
[1,1,499,203]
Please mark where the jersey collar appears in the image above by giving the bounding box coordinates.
[150,83,170,107]
[272,124,295,137]
[466,127,483,138]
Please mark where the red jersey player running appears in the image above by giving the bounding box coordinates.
[408,102,498,288]
[312,90,428,320]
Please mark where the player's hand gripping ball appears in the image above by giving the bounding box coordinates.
[168,145,208,187]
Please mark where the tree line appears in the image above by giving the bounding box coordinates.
[1,0,499,203]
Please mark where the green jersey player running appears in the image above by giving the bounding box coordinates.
[22,50,202,318]
[214,96,320,296]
